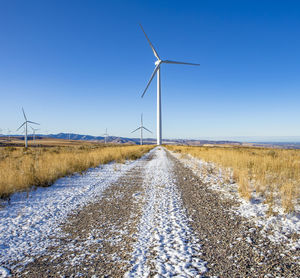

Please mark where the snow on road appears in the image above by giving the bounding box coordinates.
[0,150,154,273]
[1,147,207,277]
[126,147,207,277]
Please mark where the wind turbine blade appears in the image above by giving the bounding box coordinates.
[131,127,142,133]
[22,107,27,121]
[143,127,152,133]
[139,24,160,60]
[27,121,40,125]
[17,122,26,131]
[141,63,160,98]
[163,60,200,66]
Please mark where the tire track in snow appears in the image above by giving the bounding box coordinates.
[126,147,207,277]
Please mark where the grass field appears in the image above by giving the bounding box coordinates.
[0,142,154,198]
[167,145,300,213]
[0,137,110,147]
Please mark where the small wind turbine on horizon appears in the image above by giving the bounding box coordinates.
[139,24,200,145]
[7,128,11,141]
[103,128,109,144]
[131,113,152,145]
[17,108,40,148]
[31,127,40,145]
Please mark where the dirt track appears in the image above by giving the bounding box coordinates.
[9,148,300,277]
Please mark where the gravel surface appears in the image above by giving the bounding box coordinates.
[13,154,152,277]
[167,150,300,277]
[4,147,300,277]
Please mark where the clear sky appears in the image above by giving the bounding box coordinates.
[0,0,299,139]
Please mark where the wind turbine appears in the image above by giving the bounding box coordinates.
[31,127,40,145]
[103,128,109,144]
[7,128,11,141]
[139,24,200,145]
[131,113,152,145]
[17,108,40,148]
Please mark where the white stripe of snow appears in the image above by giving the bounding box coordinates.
[125,147,207,277]
[0,149,154,274]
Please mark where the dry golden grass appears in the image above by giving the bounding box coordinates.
[166,145,300,213]
[0,144,153,198]
[0,137,115,147]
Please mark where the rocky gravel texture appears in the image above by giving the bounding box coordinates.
[13,155,152,277]
[168,150,300,277]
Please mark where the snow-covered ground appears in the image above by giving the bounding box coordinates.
[170,151,300,251]
[125,147,207,277]
[0,150,154,274]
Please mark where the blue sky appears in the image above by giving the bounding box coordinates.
[0,0,300,139]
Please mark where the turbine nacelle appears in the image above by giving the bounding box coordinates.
[155,60,161,66]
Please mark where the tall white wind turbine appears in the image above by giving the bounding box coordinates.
[139,24,199,145]
[17,108,40,148]
[131,113,152,145]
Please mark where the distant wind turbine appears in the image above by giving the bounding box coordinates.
[131,113,152,145]
[31,127,40,145]
[139,24,200,145]
[7,128,11,141]
[17,108,40,148]
[103,128,109,144]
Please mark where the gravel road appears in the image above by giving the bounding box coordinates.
[4,147,300,277]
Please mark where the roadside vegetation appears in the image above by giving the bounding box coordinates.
[167,145,300,213]
[0,144,153,198]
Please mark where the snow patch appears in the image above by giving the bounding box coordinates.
[0,266,10,278]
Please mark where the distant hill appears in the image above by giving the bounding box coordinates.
[46,133,139,144]
[2,132,300,148]
[43,133,243,146]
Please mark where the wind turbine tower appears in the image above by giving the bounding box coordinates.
[103,128,109,144]
[131,113,152,145]
[139,24,200,145]
[17,108,40,148]
[7,128,11,141]
[31,127,40,145]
